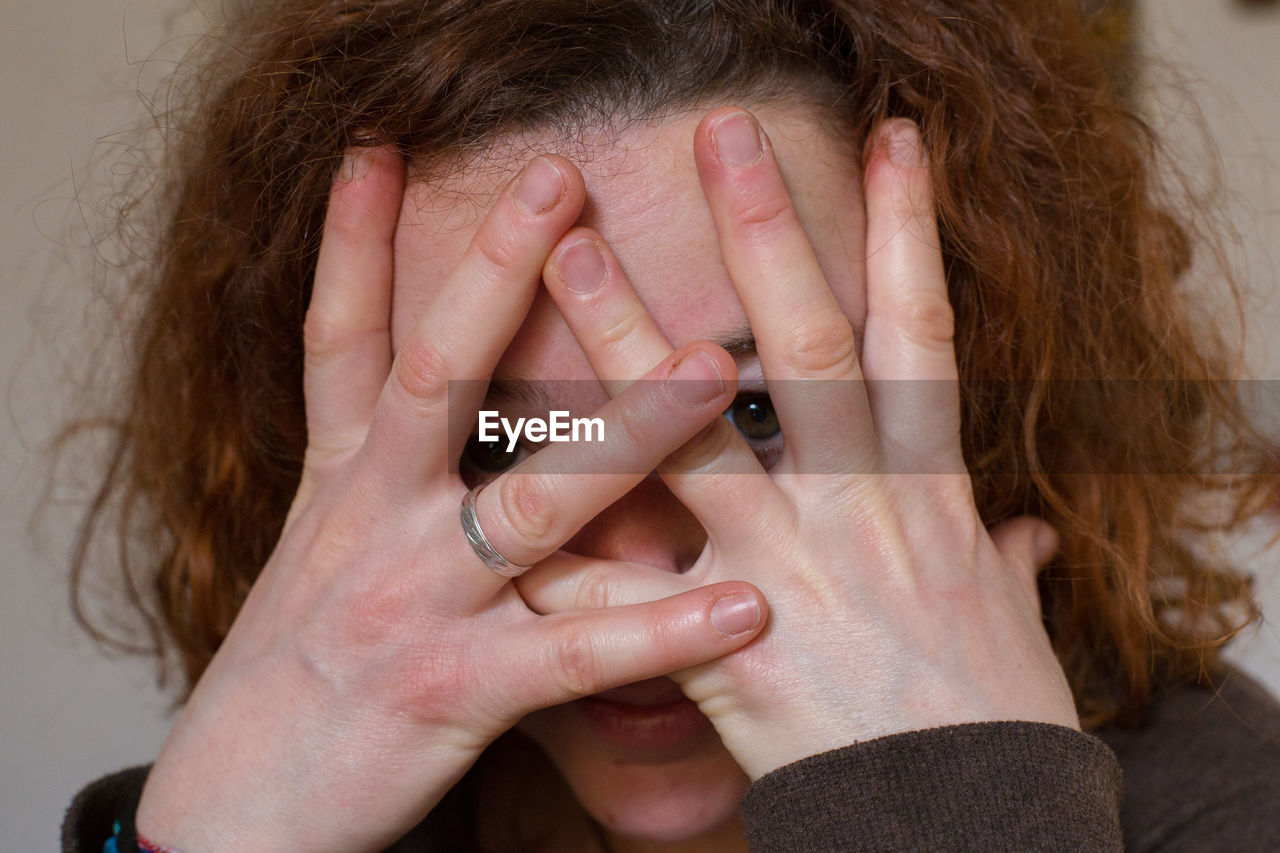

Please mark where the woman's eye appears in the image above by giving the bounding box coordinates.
[460,434,528,480]
[726,393,781,443]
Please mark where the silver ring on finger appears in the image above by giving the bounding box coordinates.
[460,485,533,578]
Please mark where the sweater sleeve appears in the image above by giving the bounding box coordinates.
[739,721,1123,852]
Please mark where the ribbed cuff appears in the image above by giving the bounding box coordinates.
[741,722,1122,852]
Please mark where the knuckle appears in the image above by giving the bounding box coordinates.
[786,313,859,375]
[899,291,956,350]
[574,568,619,611]
[302,440,360,477]
[399,645,473,726]
[934,475,978,516]
[665,418,738,473]
[392,337,451,405]
[892,189,929,223]
[340,582,413,648]
[496,472,556,549]
[302,308,346,363]
[471,225,526,277]
[594,308,642,353]
[610,398,654,454]
[734,192,792,231]
[547,624,601,698]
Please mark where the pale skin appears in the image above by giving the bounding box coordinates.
[136,105,1080,852]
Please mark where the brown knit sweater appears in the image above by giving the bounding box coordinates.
[62,668,1280,852]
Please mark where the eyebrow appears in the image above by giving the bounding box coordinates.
[485,378,552,408]
[710,323,865,360]
[711,326,758,360]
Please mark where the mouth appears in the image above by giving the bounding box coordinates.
[575,677,713,755]
[593,676,688,706]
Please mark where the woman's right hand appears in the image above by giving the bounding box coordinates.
[134,147,768,852]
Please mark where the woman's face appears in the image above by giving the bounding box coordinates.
[390,105,867,845]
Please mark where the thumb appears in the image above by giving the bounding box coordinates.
[502,582,769,717]
[988,516,1058,606]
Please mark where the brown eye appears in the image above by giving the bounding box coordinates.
[461,434,524,475]
[727,393,781,443]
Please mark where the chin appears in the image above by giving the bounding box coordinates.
[518,691,749,844]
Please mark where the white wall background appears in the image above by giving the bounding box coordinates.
[1139,0,1280,693]
[2,1,1278,848]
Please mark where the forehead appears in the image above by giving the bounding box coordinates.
[389,104,866,381]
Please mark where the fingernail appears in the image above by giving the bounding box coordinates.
[712,594,761,637]
[339,148,373,183]
[668,351,723,407]
[885,122,924,168]
[514,156,565,215]
[711,111,763,168]
[557,240,607,293]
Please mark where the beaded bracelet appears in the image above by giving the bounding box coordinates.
[105,821,183,853]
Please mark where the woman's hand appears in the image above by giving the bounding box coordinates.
[135,148,769,851]
[520,108,1079,780]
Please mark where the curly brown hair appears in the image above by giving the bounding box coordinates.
[67,0,1275,729]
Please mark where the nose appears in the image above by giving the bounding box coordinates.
[562,476,706,574]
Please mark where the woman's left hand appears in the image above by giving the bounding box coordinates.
[517,107,1080,780]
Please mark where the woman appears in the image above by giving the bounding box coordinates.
[63,0,1280,850]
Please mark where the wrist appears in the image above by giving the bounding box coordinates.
[135,743,310,853]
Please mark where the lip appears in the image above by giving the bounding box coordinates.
[593,676,687,706]
[575,679,713,755]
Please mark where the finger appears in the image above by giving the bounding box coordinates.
[303,147,403,473]
[987,516,1058,606]
[542,229,672,394]
[693,107,877,473]
[504,581,767,713]
[466,343,736,571]
[655,417,791,552]
[514,551,694,613]
[361,155,584,490]
[543,227,784,547]
[860,120,965,475]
